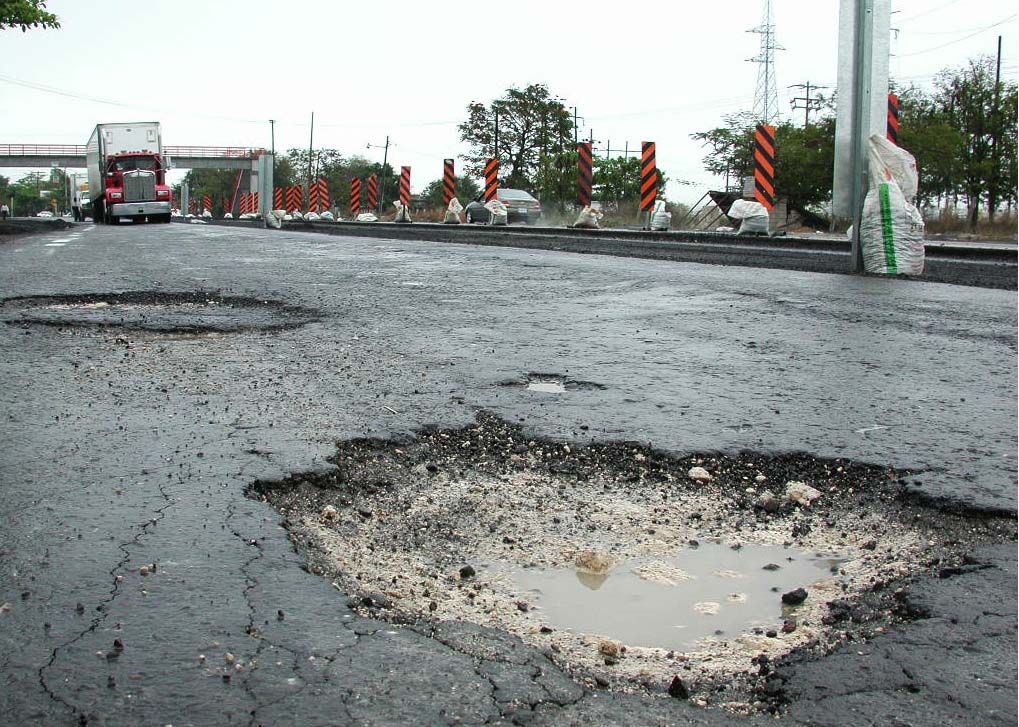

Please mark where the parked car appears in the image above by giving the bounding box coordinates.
[464,189,542,225]
[36,210,53,217]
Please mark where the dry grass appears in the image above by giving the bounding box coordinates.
[924,211,1018,240]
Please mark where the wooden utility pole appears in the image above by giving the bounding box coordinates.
[790,82,828,126]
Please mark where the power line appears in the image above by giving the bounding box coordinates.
[897,0,965,23]
[898,14,1017,57]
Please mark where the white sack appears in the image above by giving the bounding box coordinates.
[485,199,508,226]
[393,200,413,223]
[573,206,602,229]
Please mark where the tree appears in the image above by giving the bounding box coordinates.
[281,149,400,211]
[895,57,1018,227]
[691,111,759,189]
[592,156,669,206]
[772,118,836,212]
[178,168,243,214]
[0,0,58,31]
[897,86,964,209]
[421,176,480,209]
[458,84,574,195]
[7,171,51,216]
[692,111,836,213]
[936,58,998,227]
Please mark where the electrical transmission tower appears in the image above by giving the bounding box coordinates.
[749,0,783,126]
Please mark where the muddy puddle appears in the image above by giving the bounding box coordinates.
[509,542,842,652]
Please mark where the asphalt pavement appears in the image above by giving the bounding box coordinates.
[1,221,1015,726]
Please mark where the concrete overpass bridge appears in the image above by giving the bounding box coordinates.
[0,143,267,170]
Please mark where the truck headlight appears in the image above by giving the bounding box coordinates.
[109,192,123,200]
[157,189,169,197]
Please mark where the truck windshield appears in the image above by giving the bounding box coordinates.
[112,158,156,171]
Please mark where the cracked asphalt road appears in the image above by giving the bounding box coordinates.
[0,222,1015,726]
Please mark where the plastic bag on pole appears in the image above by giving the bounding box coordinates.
[867,134,918,203]
[859,135,925,275]
[443,198,463,224]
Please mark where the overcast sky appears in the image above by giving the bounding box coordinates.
[1,0,1016,203]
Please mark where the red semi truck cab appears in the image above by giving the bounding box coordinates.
[86,122,173,224]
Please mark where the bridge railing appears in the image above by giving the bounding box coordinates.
[0,144,266,158]
[0,143,86,156]
[166,146,266,158]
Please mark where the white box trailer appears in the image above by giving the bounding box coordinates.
[86,122,171,224]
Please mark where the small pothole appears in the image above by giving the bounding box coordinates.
[248,413,1015,712]
[500,373,606,393]
[0,291,319,336]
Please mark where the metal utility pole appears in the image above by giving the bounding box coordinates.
[832,0,890,268]
[989,35,1003,222]
[307,112,315,209]
[367,136,390,214]
[602,143,639,159]
[494,109,499,160]
[749,0,783,126]
[789,82,828,126]
[848,0,876,272]
[570,107,584,147]
[269,119,276,189]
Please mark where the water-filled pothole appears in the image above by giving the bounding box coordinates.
[500,372,605,393]
[0,291,318,335]
[511,542,842,653]
[249,412,1015,711]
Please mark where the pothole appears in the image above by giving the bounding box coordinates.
[248,412,1015,712]
[500,373,606,393]
[0,292,319,336]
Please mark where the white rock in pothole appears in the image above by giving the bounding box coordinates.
[712,569,743,579]
[634,561,694,586]
[687,467,713,483]
[693,601,720,615]
[785,481,822,506]
[321,505,339,520]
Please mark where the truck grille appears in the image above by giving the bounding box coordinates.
[124,171,156,202]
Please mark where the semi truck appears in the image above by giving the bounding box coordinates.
[68,173,91,221]
[86,122,172,224]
